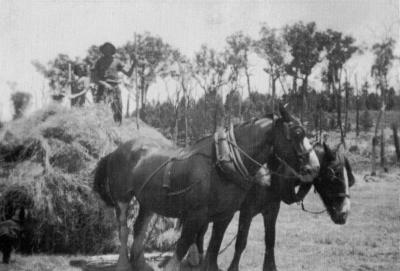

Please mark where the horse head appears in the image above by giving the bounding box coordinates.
[233,103,320,182]
[313,143,355,224]
[269,104,320,181]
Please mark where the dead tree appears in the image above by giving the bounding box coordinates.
[392,124,400,162]
[371,103,385,175]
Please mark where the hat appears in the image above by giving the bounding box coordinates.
[99,42,116,55]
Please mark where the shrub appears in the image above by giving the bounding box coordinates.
[360,110,373,131]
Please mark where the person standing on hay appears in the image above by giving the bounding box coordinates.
[92,42,136,124]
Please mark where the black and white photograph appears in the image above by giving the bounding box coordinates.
[0,1,399,270]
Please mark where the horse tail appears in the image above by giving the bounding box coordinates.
[93,154,114,207]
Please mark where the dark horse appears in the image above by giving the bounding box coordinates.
[93,105,320,271]
[223,143,355,271]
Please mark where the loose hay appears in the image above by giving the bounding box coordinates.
[0,104,176,254]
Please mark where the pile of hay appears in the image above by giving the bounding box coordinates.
[0,104,175,254]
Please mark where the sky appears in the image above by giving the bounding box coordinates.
[1,0,399,121]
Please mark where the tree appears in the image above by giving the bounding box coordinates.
[120,33,172,121]
[283,21,324,121]
[319,29,358,145]
[225,89,242,124]
[193,45,229,132]
[225,32,253,98]
[32,54,80,100]
[11,91,31,120]
[254,25,286,116]
[370,38,395,173]
[165,49,195,146]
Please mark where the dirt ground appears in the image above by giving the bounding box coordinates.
[2,169,399,271]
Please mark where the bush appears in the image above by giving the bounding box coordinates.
[360,110,373,131]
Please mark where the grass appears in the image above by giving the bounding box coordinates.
[3,168,398,271]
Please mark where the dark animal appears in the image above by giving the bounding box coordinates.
[225,143,355,271]
[93,104,320,271]
[0,208,25,264]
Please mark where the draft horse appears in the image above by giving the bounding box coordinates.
[93,105,320,271]
[225,143,355,271]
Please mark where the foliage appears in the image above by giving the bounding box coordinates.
[255,25,286,81]
[10,91,31,120]
[120,33,172,120]
[371,38,396,101]
[319,29,358,83]
[283,22,323,79]
[225,31,253,95]
[360,110,373,131]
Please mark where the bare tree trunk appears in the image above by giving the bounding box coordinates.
[271,77,276,116]
[183,93,188,147]
[332,71,345,146]
[174,111,179,144]
[356,97,360,136]
[355,74,360,137]
[126,89,130,118]
[380,124,387,172]
[344,80,349,137]
[300,75,308,124]
[319,107,323,143]
[337,72,345,146]
[245,65,251,98]
[392,124,400,162]
[135,81,140,130]
[371,103,385,175]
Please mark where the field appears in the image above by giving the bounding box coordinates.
[2,168,399,271]
[1,107,399,271]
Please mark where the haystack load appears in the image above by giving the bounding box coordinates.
[0,104,176,254]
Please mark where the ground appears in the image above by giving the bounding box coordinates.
[1,168,398,271]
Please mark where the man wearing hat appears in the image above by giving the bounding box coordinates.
[92,42,135,124]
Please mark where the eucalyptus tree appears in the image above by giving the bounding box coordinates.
[254,25,286,116]
[370,37,395,174]
[319,29,358,144]
[283,21,324,120]
[119,32,172,121]
[225,31,253,98]
[193,45,229,132]
[164,49,195,145]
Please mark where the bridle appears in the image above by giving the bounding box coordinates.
[300,163,351,215]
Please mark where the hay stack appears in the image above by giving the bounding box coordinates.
[0,104,175,254]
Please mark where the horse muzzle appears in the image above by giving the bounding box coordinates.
[329,198,350,224]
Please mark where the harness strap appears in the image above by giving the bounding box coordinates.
[227,124,250,179]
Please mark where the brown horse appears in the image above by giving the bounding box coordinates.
[223,143,355,271]
[190,143,355,271]
[93,105,320,271]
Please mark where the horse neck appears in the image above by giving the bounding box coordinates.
[233,120,273,175]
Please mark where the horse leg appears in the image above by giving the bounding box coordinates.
[130,206,154,271]
[262,201,280,271]
[227,209,253,271]
[202,215,234,271]
[187,223,208,267]
[115,202,131,271]
[164,209,208,271]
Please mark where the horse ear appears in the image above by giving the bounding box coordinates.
[279,103,292,123]
[323,142,335,161]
